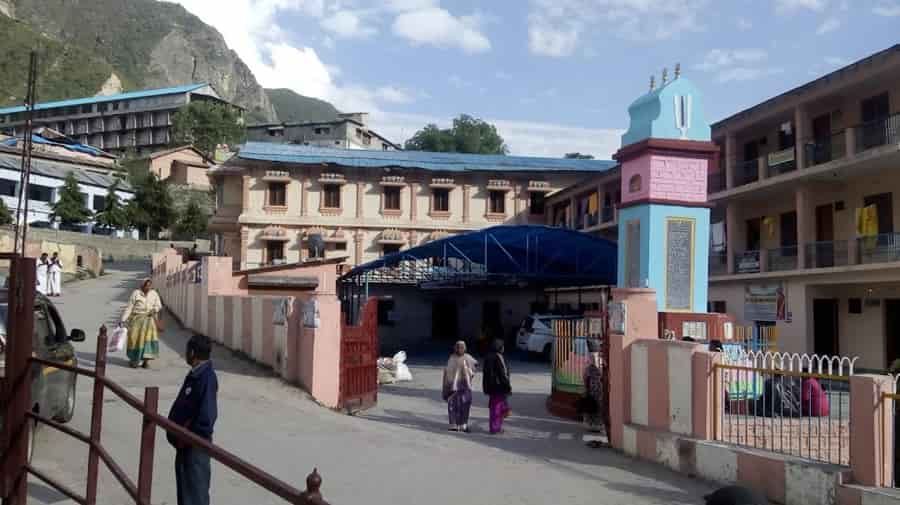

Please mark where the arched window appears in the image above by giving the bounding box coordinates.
[629,174,642,193]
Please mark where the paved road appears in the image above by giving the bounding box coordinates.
[28,265,716,505]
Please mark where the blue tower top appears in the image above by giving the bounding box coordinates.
[621,74,711,147]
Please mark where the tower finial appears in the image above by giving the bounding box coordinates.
[649,75,656,91]
[675,63,681,79]
[662,67,669,85]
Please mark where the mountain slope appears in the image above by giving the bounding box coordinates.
[6,0,278,122]
[265,88,341,123]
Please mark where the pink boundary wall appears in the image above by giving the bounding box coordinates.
[151,252,343,408]
[609,287,898,505]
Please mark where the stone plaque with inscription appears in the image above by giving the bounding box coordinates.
[609,302,626,334]
[665,218,694,311]
[625,220,641,288]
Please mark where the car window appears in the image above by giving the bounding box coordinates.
[523,317,535,331]
[34,307,54,349]
[46,303,66,343]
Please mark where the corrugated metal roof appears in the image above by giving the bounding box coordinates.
[235,142,617,173]
[0,152,133,192]
[0,83,210,115]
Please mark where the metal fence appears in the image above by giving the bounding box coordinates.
[730,325,780,353]
[714,358,852,466]
[552,318,589,395]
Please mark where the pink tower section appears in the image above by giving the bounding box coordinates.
[621,153,708,206]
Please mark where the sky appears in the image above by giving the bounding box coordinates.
[170,0,899,159]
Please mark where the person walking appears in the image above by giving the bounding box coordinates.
[121,278,162,369]
[442,341,477,432]
[483,339,511,434]
[48,252,63,296]
[168,334,218,505]
[35,253,49,295]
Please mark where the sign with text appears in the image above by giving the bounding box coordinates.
[744,283,787,322]
[665,217,695,311]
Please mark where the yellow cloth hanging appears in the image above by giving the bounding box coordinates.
[856,205,879,236]
[588,193,599,214]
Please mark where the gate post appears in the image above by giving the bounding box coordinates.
[85,326,108,505]
[1,255,35,505]
[137,387,159,503]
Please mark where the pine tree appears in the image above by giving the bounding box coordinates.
[126,172,174,240]
[175,197,208,239]
[0,198,13,226]
[94,181,129,231]
[50,172,92,226]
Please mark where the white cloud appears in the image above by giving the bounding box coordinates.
[321,10,377,39]
[375,86,428,104]
[392,7,491,52]
[873,1,900,16]
[824,56,850,67]
[527,0,707,57]
[775,0,827,13]
[816,17,840,34]
[716,67,784,83]
[737,18,753,30]
[694,48,768,71]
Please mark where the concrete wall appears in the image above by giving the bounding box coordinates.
[10,226,202,262]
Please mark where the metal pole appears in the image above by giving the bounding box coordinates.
[13,51,38,256]
[85,327,109,505]
[137,387,159,503]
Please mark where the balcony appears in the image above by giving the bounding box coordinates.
[766,245,798,272]
[856,112,900,152]
[735,250,760,274]
[804,132,847,167]
[576,212,599,230]
[736,158,759,186]
[709,252,728,276]
[858,233,900,265]
[805,240,850,268]
[766,147,796,178]
[601,206,615,224]
[708,172,726,193]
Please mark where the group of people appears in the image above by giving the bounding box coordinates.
[35,252,63,296]
[442,339,512,434]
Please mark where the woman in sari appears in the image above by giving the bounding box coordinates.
[483,339,511,435]
[122,278,162,369]
[442,341,477,432]
[580,351,605,434]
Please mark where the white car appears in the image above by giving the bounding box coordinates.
[516,314,581,360]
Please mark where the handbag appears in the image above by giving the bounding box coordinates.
[154,315,165,332]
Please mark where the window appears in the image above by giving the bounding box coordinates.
[268,182,287,206]
[382,244,401,256]
[314,127,331,135]
[432,188,449,212]
[708,301,727,314]
[323,184,341,209]
[119,116,127,130]
[93,194,106,212]
[0,179,16,197]
[81,104,92,114]
[848,298,862,314]
[629,174,642,193]
[28,184,53,203]
[489,190,506,214]
[331,242,347,251]
[113,102,120,111]
[268,129,284,137]
[377,299,395,326]
[265,241,285,265]
[529,192,546,215]
[384,186,401,211]
[122,101,130,110]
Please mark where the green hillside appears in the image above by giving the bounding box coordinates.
[265,88,340,123]
[0,15,115,107]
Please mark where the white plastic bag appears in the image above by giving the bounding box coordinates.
[108,326,127,353]
[392,351,406,364]
[392,351,412,381]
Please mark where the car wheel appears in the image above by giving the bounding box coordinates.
[58,378,76,424]
[26,418,36,463]
[542,343,552,362]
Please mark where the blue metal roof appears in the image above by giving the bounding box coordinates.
[0,151,133,191]
[344,225,618,285]
[0,83,210,115]
[236,142,617,173]
[1,134,108,157]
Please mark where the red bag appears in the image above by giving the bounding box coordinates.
[801,378,830,417]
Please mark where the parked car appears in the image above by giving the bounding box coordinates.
[516,314,581,360]
[0,290,85,461]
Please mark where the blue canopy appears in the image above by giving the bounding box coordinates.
[343,225,617,287]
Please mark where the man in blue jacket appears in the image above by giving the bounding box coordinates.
[168,334,218,505]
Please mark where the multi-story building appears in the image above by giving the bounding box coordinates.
[209,142,615,270]
[246,113,400,151]
[543,166,621,243]
[0,84,239,156]
[706,44,900,370]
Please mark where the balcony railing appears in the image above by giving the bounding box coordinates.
[736,158,760,186]
[709,251,728,276]
[858,233,900,265]
[804,132,847,167]
[708,172,726,193]
[767,245,798,272]
[767,147,796,177]
[804,240,849,268]
[735,250,761,274]
[601,206,615,224]
[856,112,900,152]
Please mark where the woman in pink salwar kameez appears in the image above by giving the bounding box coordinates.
[482,339,511,434]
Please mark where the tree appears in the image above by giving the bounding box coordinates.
[0,198,12,226]
[171,101,245,158]
[94,181,130,231]
[404,114,508,154]
[127,172,174,240]
[174,197,208,239]
[564,152,594,159]
[50,172,92,227]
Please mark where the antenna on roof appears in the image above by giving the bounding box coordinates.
[661,67,669,85]
[675,63,681,79]
[649,75,656,91]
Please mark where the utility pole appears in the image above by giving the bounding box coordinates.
[13,51,37,256]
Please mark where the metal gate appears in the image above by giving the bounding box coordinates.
[339,298,378,413]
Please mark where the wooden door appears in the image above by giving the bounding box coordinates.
[813,299,839,356]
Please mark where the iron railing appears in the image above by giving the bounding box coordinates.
[804,132,847,167]
[708,172,726,193]
[767,245,798,272]
[601,206,615,224]
[767,147,797,177]
[736,158,760,186]
[552,318,589,395]
[805,240,849,268]
[735,250,761,274]
[858,233,900,265]
[709,252,728,276]
[857,112,900,152]
[714,362,851,466]
[17,326,328,505]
